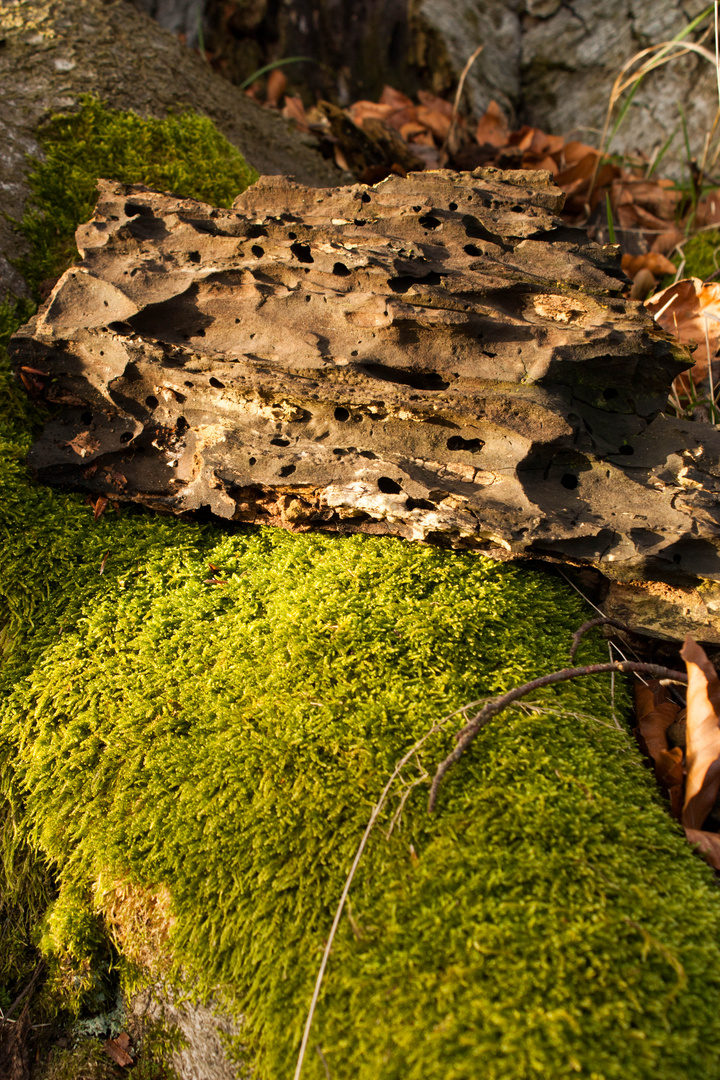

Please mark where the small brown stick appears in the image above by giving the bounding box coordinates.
[442,44,484,164]
[570,616,632,660]
[1,961,44,1025]
[427,661,687,812]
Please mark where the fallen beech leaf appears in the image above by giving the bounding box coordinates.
[630,267,657,301]
[348,100,397,125]
[622,252,677,278]
[636,698,679,760]
[651,229,683,256]
[104,1036,132,1067]
[657,747,684,819]
[379,85,414,110]
[685,827,720,870]
[645,278,720,385]
[681,635,720,829]
[475,100,510,148]
[416,106,451,142]
[696,188,720,228]
[266,68,287,107]
[562,140,599,165]
[416,90,453,118]
[282,96,311,134]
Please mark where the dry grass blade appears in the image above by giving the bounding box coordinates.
[442,44,484,162]
[681,635,720,829]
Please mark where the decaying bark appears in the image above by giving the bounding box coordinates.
[12,166,720,640]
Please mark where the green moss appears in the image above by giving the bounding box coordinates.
[3,91,720,1080]
[18,96,258,299]
[666,228,720,286]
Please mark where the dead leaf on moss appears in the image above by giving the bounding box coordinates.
[681,635,720,830]
[685,827,720,870]
[634,679,683,816]
[104,1032,133,1067]
[645,278,720,386]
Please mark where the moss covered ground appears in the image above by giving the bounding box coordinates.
[3,98,720,1080]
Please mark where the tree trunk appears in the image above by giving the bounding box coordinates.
[0,0,340,303]
[14,166,720,641]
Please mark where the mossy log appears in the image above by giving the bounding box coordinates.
[12,166,720,640]
[0,0,339,303]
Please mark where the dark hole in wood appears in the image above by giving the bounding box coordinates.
[271,438,290,446]
[388,271,441,292]
[251,245,265,258]
[419,214,441,229]
[291,243,314,262]
[247,225,268,239]
[604,387,619,399]
[119,431,133,443]
[333,262,351,276]
[447,436,484,452]
[378,476,402,494]
[81,411,93,424]
[176,416,189,433]
[188,251,200,263]
[334,407,350,421]
[288,232,297,240]
[361,192,371,203]
[124,201,153,218]
[280,464,296,477]
[360,362,449,391]
[209,377,225,388]
[618,444,634,455]
[406,497,436,510]
[464,244,482,257]
[449,202,458,211]
[561,473,578,489]
[249,457,256,465]
[145,396,158,409]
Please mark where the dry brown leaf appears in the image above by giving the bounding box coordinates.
[645,278,720,385]
[691,188,720,229]
[416,90,453,118]
[681,635,720,829]
[685,827,720,870]
[416,105,451,142]
[266,68,287,107]
[348,100,397,125]
[636,699,679,760]
[651,229,683,256]
[562,140,599,165]
[475,100,510,148]
[282,96,311,134]
[379,85,414,109]
[622,252,677,278]
[104,1034,133,1067]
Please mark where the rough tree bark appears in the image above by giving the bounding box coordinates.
[13,165,720,640]
[0,0,340,303]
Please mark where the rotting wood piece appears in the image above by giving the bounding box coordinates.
[13,166,720,639]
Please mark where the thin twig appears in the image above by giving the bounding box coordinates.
[570,616,633,660]
[442,44,484,163]
[1,961,44,1026]
[428,662,687,812]
[293,706,462,1080]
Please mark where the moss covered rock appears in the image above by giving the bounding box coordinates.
[3,95,720,1080]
